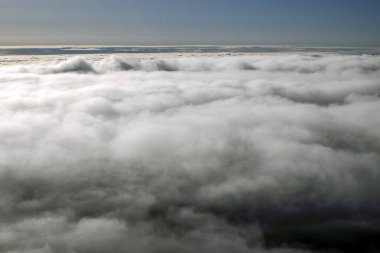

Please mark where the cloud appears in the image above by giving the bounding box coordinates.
[0,46,380,57]
[0,54,379,253]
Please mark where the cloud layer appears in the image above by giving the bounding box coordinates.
[1,45,379,56]
[0,54,380,253]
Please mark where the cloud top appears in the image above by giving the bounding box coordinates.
[0,54,380,253]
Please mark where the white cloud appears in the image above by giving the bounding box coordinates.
[0,54,379,252]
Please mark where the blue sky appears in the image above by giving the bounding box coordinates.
[1,0,380,46]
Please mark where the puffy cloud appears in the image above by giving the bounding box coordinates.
[0,54,379,253]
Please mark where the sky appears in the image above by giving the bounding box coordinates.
[1,0,380,46]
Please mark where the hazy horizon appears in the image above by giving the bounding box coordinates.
[1,45,380,58]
